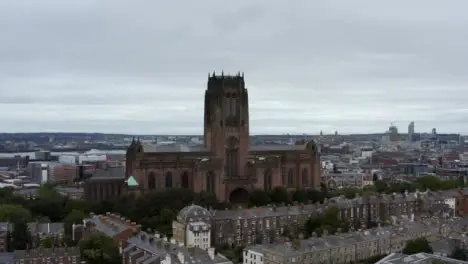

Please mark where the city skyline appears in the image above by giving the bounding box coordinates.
[1,1,467,134]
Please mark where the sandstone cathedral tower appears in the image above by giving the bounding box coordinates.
[125,72,320,203]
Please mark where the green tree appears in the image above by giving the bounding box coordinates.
[322,206,340,225]
[305,217,322,237]
[158,208,176,236]
[450,247,467,261]
[194,192,223,209]
[0,188,27,206]
[372,173,379,181]
[402,238,433,255]
[343,188,357,199]
[40,235,54,248]
[374,180,388,193]
[407,175,460,191]
[291,190,308,203]
[320,183,328,194]
[35,215,51,222]
[0,204,32,222]
[79,233,120,264]
[269,187,290,204]
[10,220,30,250]
[63,199,90,215]
[255,234,263,244]
[304,206,345,237]
[64,209,87,238]
[306,190,325,203]
[249,189,270,207]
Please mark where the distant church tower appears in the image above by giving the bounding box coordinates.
[203,72,250,184]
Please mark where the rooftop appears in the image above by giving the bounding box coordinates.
[376,252,468,264]
[85,213,139,238]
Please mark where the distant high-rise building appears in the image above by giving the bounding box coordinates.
[432,128,437,136]
[389,124,399,142]
[408,121,415,142]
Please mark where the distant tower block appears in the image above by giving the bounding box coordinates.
[408,121,415,142]
[388,123,399,142]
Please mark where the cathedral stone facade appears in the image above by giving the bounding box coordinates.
[125,73,320,203]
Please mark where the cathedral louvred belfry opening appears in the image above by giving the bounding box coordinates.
[126,72,321,203]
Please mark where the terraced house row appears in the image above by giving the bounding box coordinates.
[244,217,468,264]
[171,189,464,248]
[83,212,233,264]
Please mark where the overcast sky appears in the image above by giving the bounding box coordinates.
[0,1,467,135]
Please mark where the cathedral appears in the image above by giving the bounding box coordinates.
[125,72,320,203]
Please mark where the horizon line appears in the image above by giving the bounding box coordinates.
[0,131,464,136]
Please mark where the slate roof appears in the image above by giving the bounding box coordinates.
[140,143,305,154]
[85,215,131,238]
[376,252,468,264]
[0,253,14,264]
[248,144,301,152]
[14,247,80,259]
[212,203,324,220]
[124,231,231,264]
[142,144,208,153]
[27,222,64,235]
[90,166,125,180]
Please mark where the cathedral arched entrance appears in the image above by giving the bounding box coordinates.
[229,188,249,204]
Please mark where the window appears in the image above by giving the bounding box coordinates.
[165,171,173,188]
[287,168,294,186]
[301,168,308,186]
[206,171,216,193]
[181,171,189,189]
[263,168,272,191]
[148,172,156,189]
[281,166,287,185]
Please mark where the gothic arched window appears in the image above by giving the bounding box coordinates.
[264,169,272,191]
[287,168,294,186]
[165,171,173,188]
[281,166,287,185]
[206,171,215,194]
[302,168,308,186]
[181,171,189,189]
[148,172,156,189]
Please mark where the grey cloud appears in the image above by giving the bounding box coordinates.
[0,0,467,134]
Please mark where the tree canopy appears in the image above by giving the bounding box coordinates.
[402,238,433,255]
[79,233,120,264]
[0,204,32,223]
[10,220,30,250]
[450,247,467,261]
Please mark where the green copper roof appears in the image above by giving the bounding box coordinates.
[126,176,139,187]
